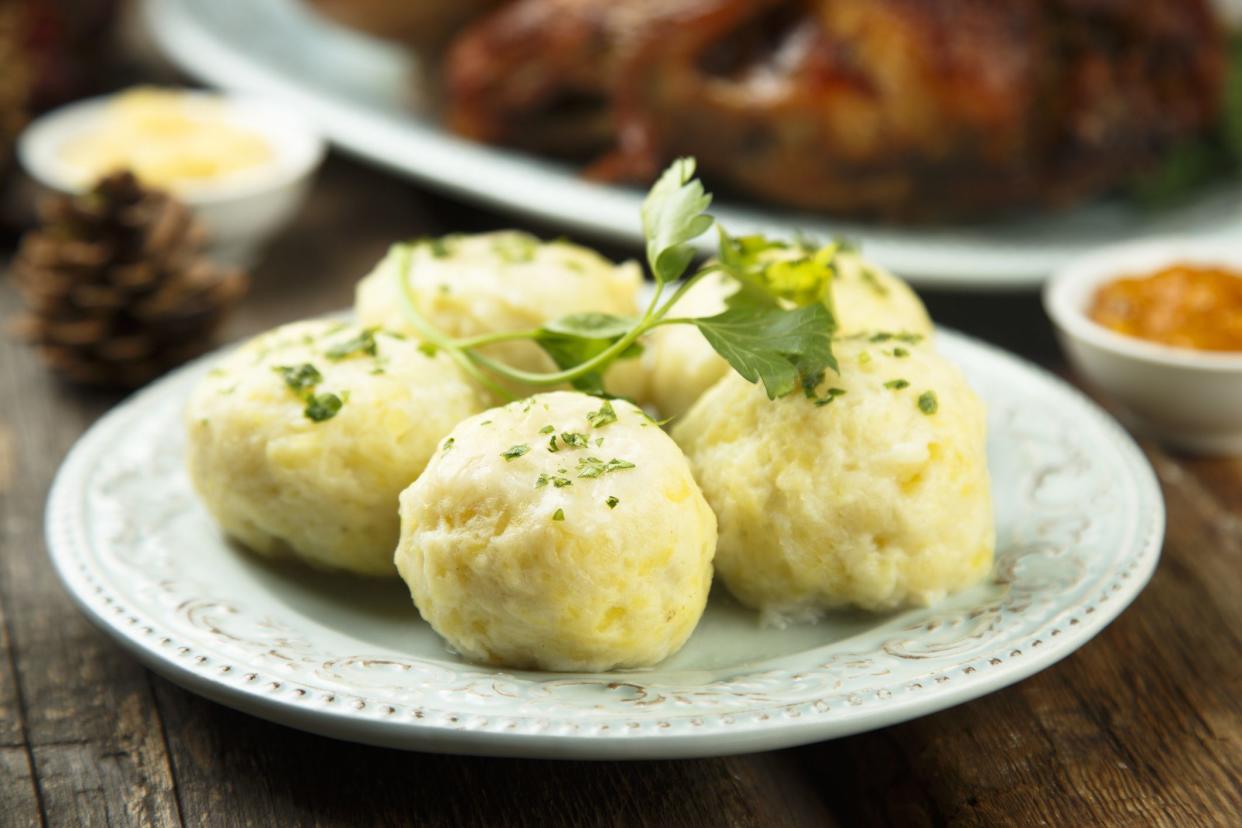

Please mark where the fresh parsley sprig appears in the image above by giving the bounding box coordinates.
[394,157,841,401]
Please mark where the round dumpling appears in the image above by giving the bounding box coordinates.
[185,319,484,576]
[395,391,717,671]
[672,337,993,624]
[642,252,933,419]
[354,232,644,397]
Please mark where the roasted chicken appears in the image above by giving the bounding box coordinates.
[446,0,1226,220]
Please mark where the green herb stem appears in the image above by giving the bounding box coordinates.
[393,245,517,401]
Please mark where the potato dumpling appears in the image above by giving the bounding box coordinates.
[396,391,717,671]
[673,336,993,624]
[643,253,933,418]
[186,319,484,576]
[354,232,644,398]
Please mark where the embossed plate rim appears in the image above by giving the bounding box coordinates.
[45,328,1165,759]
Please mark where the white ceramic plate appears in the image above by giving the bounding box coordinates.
[46,327,1163,759]
[141,0,1242,289]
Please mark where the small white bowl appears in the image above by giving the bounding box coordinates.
[18,90,326,266]
[1044,237,1242,455]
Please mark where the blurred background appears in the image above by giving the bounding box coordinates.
[1,0,1241,389]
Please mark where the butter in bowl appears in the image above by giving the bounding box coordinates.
[1045,238,1242,455]
[18,86,325,265]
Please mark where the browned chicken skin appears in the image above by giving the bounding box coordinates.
[446,0,1225,220]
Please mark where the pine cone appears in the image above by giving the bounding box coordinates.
[9,171,248,388]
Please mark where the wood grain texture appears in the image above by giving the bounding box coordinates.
[2,152,1240,827]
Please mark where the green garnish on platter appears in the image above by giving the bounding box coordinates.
[586,400,617,428]
[501,444,531,461]
[918,391,939,415]
[576,456,636,479]
[276,363,322,392]
[606,496,620,509]
[325,328,378,360]
[552,508,565,522]
[885,379,910,390]
[275,363,346,422]
[304,392,343,422]
[392,158,843,404]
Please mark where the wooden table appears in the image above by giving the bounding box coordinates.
[2,154,1240,828]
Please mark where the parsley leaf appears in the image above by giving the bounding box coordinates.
[325,328,378,360]
[276,363,322,392]
[716,230,841,308]
[560,432,589,449]
[535,314,642,394]
[641,157,714,285]
[606,496,620,509]
[304,392,343,422]
[586,400,618,428]
[576,456,636,479]
[884,379,910,390]
[918,391,939,415]
[552,508,565,522]
[501,444,531,461]
[694,295,837,399]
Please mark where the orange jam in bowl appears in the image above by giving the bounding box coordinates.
[1087,263,1242,352]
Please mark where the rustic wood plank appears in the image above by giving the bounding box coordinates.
[0,580,42,828]
[0,280,183,828]
[151,681,837,828]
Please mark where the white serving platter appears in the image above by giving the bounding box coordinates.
[142,0,1242,289]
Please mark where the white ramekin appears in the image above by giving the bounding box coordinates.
[18,89,326,266]
[1044,237,1242,455]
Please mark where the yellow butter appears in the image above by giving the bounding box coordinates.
[60,87,273,192]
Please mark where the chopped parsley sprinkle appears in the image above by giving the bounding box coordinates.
[560,432,589,449]
[813,388,847,407]
[606,496,619,509]
[547,434,560,453]
[425,236,450,258]
[536,473,572,489]
[276,363,323,392]
[576,456,636,479]
[586,400,618,428]
[539,425,555,434]
[304,392,343,422]
[594,437,604,447]
[442,437,455,452]
[552,508,565,522]
[918,391,939,415]
[893,347,910,358]
[493,234,538,264]
[860,267,889,296]
[870,332,924,345]
[884,379,910,390]
[325,328,378,360]
[501,444,531,461]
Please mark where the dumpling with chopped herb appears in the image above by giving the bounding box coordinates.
[395,391,717,671]
[185,319,485,576]
[642,249,933,419]
[673,336,993,624]
[353,232,645,398]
